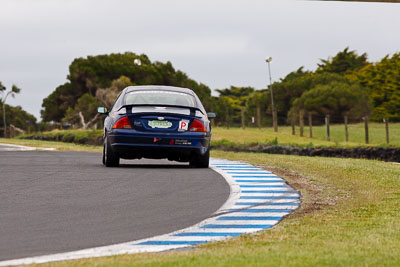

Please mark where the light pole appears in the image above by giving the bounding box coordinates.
[265,57,277,132]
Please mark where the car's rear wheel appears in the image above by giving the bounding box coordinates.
[190,149,209,168]
[104,137,120,167]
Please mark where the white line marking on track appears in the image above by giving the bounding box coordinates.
[0,143,56,151]
[0,158,301,266]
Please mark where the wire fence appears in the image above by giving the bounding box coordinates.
[217,109,397,146]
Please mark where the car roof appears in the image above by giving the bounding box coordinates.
[125,85,195,95]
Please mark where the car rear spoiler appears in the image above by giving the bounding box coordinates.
[118,104,205,116]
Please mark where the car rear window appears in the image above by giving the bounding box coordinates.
[125,90,196,107]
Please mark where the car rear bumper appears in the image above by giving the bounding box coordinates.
[107,129,210,161]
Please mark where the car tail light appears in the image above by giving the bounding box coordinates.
[113,117,133,129]
[188,119,206,132]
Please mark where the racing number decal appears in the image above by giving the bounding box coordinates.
[179,120,189,131]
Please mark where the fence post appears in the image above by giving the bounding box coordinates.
[273,108,278,132]
[364,116,369,144]
[344,115,349,142]
[308,112,313,138]
[384,118,389,144]
[241,109,246,129]
[257,106,261,129]
[299,110,304,137]
[291,114,296,135]
[10,124,15,138]
[226,107,230,129]
[325,115,330,141]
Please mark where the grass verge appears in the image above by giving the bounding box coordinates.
[213,123,400,148]
[30,150,400,266]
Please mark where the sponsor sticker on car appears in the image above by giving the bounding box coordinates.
[178,119,189,132]
[175,139,192,145]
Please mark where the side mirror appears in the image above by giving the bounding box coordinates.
[207,112,216,119]
[97,107,108,114]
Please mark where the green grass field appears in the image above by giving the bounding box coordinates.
[213,122,400,148]
[1,139,399,266]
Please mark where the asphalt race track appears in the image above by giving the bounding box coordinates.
[0,150,230,261]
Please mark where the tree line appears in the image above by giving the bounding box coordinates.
[4,48,399,132]
[40,52,216,129]
[223,48,400,127]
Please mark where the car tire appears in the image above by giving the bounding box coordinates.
[190,149,210,168]
[104,137,120,167]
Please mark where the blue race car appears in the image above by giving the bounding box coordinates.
[98,85,216,168]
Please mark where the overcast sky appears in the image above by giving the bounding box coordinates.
[1,0,400,120]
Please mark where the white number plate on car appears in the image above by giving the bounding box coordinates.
[148,120,173,129]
